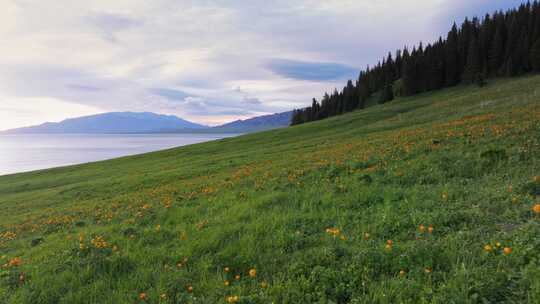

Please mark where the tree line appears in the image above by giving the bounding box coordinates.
[291,1,540,125]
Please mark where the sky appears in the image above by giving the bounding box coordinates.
[0,0,529,130]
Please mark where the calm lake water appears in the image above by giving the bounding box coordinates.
[0,133,238,176]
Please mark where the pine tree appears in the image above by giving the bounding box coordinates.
[379,83,394,104]
[458,18,474,77]
[463,36,481,83]
[445,24,460,86]
[310,98,319,121]
[531,38,540,71]
[505,17,520,76]
[489,26,505,75]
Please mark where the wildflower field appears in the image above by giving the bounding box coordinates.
[1,76,540,303]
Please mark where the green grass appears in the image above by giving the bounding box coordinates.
[1,75,540,303]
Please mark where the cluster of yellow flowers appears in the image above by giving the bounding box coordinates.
[484,242,512,255]
[163,197,172,209]
[138,285,192,302]
[418,224,434,234]
[223,266,260,287]
[90,235,108,249]
[325,227,345,240]
[226,295,239,303]
[176,257,189,268]
[78,234,85,250]
[1,231,17,241]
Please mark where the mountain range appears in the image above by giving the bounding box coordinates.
[2,111,292,134]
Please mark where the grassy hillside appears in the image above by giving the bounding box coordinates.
[1,76,540,303]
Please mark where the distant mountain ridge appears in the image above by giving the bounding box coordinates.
[2,111,292,134]
[212,111,292,132]
[3,112,206,134]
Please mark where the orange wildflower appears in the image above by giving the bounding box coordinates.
[8,257,22,267]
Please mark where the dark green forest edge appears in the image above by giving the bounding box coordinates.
[292,1,540,125]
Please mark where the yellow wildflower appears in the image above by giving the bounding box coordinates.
[249,268,257,278]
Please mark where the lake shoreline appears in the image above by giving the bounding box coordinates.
[0,133,239,176]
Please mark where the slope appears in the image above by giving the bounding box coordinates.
[0,76,540,303]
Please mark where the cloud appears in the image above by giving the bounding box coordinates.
[265,58,358,81]
[85,12,144,42]
[243,97,262,105]
[86,12,143,31]
[66,84,105,92]
[149,88,192,101]
[0,0,531,130]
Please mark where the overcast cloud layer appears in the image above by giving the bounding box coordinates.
[0,0,527,130]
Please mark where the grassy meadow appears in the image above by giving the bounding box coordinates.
[1,75,540,303]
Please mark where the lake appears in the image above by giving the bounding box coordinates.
[0,133,238,176]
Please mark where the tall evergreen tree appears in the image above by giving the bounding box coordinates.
[489,26,505,74]
[402,50,418,95]
[531,38,540,71]
[379,82,394,104]
[517,31,531,73]
[445,24,460,86]
[505,17,521,76]
[463,36,481,83]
